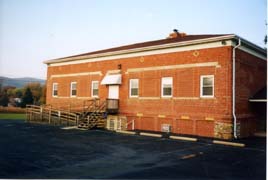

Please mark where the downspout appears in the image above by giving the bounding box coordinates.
[232,38,241,139]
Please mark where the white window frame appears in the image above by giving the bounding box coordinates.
[52,83,58,97]
[91,81,99,98]
[200,75,214,98]
[161,77,173,98]
[129,79,139,98]
[70,82,77,97]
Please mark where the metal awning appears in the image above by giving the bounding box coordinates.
[101,74,122,85]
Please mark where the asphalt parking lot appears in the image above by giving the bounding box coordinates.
[0,120,266,179]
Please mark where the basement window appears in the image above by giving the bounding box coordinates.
[130,79,139,97]
[161,77,173,97]
[91,81,99,97]
[200,75,214,98]
[52,83,58,97]
[70,82,77,97]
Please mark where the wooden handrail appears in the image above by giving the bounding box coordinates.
[126,119,135,130]
[26,98,108,128]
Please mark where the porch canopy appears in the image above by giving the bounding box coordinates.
[101,74,122,85]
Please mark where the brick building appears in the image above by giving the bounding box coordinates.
[44,31,266,139]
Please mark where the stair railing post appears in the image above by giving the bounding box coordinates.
[40,106,43,122]
[76,115,79,126]
[68,105,71,126]
[58,111,61,125]
[119,118,122,130]
[29,106,32,122]
[132,119,135,130]
[48,106,51,124]
[26,106,28,122]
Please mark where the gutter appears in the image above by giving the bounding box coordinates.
[249,99,267,102]
[232,38,241,139]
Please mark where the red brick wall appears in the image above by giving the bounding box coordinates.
[235,49,266,137]
[46,46,234,138]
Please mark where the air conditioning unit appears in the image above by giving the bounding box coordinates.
[161,124,171,133]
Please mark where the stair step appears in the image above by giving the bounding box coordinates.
[78,104,106,130]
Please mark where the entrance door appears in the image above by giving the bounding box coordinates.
[108,85,119,99]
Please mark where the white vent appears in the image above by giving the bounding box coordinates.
[109,120,115,130]
[107,115,118,130]
[107,115,127,131]
[161,124,171,133]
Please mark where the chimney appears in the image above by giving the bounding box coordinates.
[167,29,187,39]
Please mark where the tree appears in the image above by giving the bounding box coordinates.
[21,87,33,107]
[40,84,46,105]
[0,90,9,107]
[24,83,42,105]
[14,88,23,98]
[0,86,15,107]
[6,87,16,98]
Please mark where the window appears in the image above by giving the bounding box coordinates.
[91,81,99,97]
[129,79,139,97]
[200,75,214,97]
[52,83,58,97]
[70,82,77,97]
[161,77,173,97]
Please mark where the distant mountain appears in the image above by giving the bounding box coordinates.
[0,76,45,88]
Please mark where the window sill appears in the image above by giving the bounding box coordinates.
[129,96,139,99]
[161,96,173,99]
[200,96,215,99]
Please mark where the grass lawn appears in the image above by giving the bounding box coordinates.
[0,113,26,120]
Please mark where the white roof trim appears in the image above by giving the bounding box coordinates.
[44,35,236,64]
[101,74,122,85]
[44,34,266,66]
[46,41,231,67]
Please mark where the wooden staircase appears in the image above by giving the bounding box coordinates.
[26,99,119,130]
[78,100,107,129]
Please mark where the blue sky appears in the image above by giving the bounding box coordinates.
[0,0,266,79]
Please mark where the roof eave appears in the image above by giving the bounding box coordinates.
[44,34,266,65]
[232,35,267,55]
